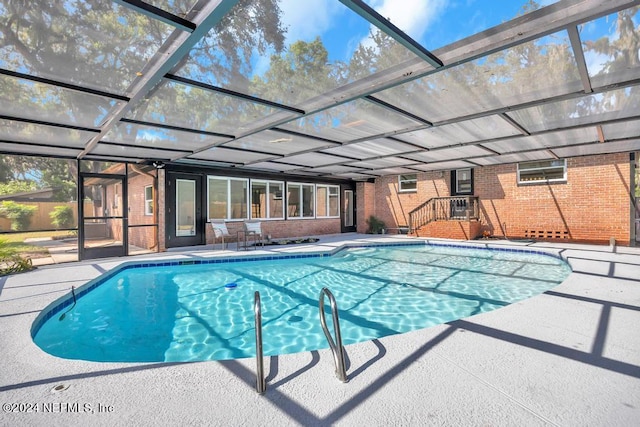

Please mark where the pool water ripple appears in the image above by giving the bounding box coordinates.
[33,244,571,362]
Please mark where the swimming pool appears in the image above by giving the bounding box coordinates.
[32,243,571,362]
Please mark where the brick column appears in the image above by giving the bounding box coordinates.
[356,181,376,234]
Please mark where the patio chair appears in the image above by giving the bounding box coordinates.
[243,220,264,248]
[210,220,230,250]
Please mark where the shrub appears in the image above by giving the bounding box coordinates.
[366,215,386,234]
[50,205,75,229]
[0,239,33,275]
[0,201,37,231]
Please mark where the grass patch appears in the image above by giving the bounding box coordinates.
[0,231,76,259]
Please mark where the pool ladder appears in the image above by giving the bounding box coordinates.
[254,291,266,394]
[319,287,348,383]
[252,287,348,395]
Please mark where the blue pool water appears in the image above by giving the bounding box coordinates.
[33,243,571,362]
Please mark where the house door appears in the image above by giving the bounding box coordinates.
[166,173,204,248]
[451,168,474,219]
[79,173,127,260]
[342,189,356,232]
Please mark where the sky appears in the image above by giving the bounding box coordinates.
[258,0,634,80]
[278,0,558,62]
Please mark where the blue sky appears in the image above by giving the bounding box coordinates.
[278,0,558,62]
[254,0,634,78]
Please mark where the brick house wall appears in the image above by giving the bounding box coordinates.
[158,169,166,251]
[158,169,344,251]
[372,153,633,245]
[372,171,449,231]
[126,169,157,250]
[476,153,632,245]
[356,181,376,233]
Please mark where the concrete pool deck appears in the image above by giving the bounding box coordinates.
[1,233,639,426]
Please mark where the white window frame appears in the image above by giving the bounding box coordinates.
[287,182,316,219]
[144,185,153,216]
[316,184,340,218]
[517,160,567,184]
[250,180,284,220]
[207,176,249,220]
[398,174,417,192]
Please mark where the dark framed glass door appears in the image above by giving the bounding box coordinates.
[166,172,204,248]
[79,174,127,260]
[342,188,356,232]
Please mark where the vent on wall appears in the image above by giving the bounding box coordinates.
[524,230,570,239]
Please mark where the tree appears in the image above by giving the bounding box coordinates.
[0,155,77,201]
[0,0,287,146]
[251,37,345,107]
[0,180,37,195]
[582,6,640,115]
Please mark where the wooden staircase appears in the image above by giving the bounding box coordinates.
[409,196,482,240]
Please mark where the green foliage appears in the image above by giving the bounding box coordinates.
[0,155,77,202]
[366,215,386,234]
[0,239,33,275]
[0,201,37,231]
[0,180,37,195]
[49,205,75,229]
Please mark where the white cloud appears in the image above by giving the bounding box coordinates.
[355,0,448,54]
[583,50,610,76]
[279,0,342,44]
[369,0,448,42]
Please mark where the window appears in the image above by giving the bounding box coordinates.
[250,180,284,219]
[518,160,567,184]
[144,185,153,216]
[455,168,472,194]
[287,183,315,218]
[399,174,417,192]
[316,185,340,217]
[207,176,248,220]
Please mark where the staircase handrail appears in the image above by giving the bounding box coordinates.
[409,196,479,232]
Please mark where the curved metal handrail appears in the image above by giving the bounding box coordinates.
[254,291,266,394]
[319,287,348,383]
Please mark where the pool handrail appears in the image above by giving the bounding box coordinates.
[319,287,348,383]
[254,291,266,394]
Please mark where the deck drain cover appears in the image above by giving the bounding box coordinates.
[51,384,69,393]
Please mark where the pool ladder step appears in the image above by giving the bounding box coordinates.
[252,287,348,395]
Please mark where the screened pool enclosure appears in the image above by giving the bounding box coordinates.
[0,0,639,258]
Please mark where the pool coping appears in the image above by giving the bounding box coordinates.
[1,234,639,426]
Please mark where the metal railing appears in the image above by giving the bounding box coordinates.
[254,291,266,394]
[409,196,479,233]
[319,287,348,383]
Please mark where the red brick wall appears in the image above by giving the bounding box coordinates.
[372,153,633,245]
[127,169,157,250]
[158,170,167,251]
[356,181,376,233]
[374,172,449,230]
[418,220,482,240]
[476,153,631,245]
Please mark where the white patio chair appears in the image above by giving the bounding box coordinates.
[210,220,230,250]
[243,220,264,248]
